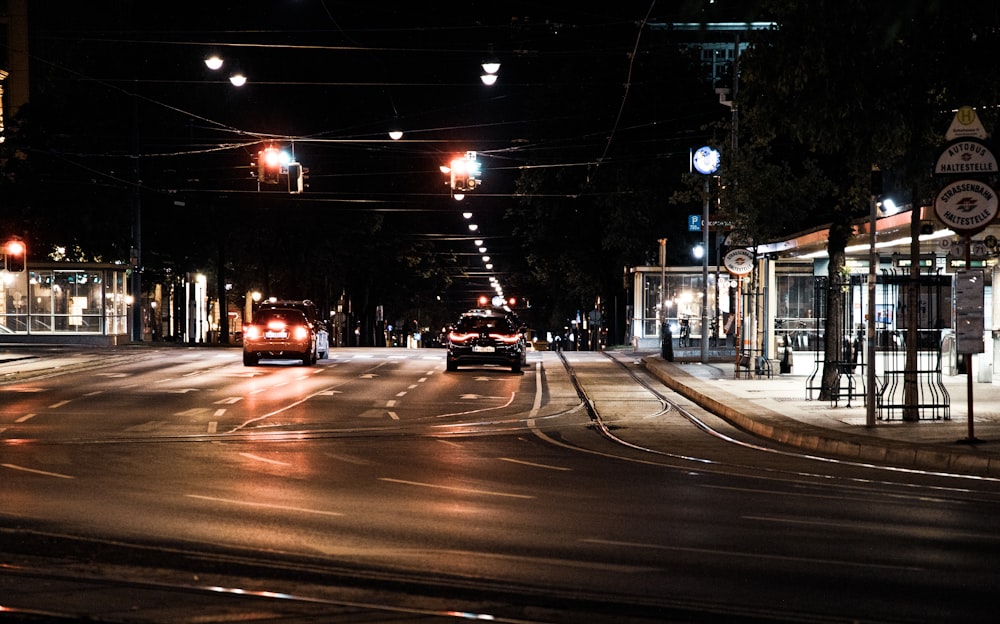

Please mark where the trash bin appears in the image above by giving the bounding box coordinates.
[941,332,957,376]
[978,355,993,383]
[779,341,793,374]
[661,322,674,362]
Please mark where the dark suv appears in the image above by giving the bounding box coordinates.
[446,309,526,373]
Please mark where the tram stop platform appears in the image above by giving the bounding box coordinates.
[642,354,1000,478]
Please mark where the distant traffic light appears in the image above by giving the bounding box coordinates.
[4,239,25,272]
[257,146,287,185]
[443,151,482,195]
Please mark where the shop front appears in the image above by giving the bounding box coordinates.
[0,262,131,345]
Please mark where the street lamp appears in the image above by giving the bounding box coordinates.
[481,54,500,85]
[204,55,223,70]
[692,146,721,364]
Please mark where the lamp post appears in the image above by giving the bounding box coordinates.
[692,146,721,364]
[867,195,877,426]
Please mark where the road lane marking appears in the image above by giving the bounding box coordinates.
[14,413,36,423]
[84,391,104,397]
[388,411,400,420]
[239,452,291,466]
[213,409,227,417]
[379,477,534,499]
[2,463,75,479]
[387,400,397,407]
[214,397,242,405]
[418,377,427,383]
[185,494,342,516]
[229,384,362,433]
[580,538,925,571]
[207,421,218,433]
[500,457,572,472]
[48,400,70,409]
[396,391,407,397]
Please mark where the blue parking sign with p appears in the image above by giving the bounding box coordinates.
[688,215,701,232]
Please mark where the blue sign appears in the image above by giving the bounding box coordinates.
[688,215,702,232]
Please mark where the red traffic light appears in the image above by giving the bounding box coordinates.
[256,146,288,185]
[4,239,25,272]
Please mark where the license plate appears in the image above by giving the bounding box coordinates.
[473,345,495,353]
[265,331,288,339]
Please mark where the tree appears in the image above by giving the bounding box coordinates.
[736,0,1000,403]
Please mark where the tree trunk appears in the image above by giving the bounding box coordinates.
[819,224,850,401]
[902,192,921,420]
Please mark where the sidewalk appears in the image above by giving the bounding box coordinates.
[642,354,1000,477]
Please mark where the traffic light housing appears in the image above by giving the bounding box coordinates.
[446,152,481,193]
[4,239,25,272]
[257,146,285,184]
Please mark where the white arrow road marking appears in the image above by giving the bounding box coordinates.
[239,452,290,466]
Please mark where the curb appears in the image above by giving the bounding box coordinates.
[642,356,1000,477]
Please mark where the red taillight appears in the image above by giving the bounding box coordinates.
[293,326,310,340]
[490,333,521,344]
[448,331,475,343]
[244,324,262,340]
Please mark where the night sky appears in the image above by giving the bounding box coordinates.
[19,2,728,316]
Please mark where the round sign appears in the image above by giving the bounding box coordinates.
[723,249,755,275]
[934,179,999,234]
[692,146,721,175]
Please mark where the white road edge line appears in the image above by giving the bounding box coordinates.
[185,494,343,516]
[379,477,535,499]
[2,463,75,479]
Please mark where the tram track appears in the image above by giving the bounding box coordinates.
[550,350,1000,498]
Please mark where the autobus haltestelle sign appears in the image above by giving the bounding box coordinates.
[934,179,999,234]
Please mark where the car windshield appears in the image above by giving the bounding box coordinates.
[253,309,307,325]
[457,316,515,333]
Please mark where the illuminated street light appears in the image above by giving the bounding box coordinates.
[481,53,500,85]
[204,55,223,70]
[229,72,247,87]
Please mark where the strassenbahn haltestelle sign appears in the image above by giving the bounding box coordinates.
[934,178,999,234]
